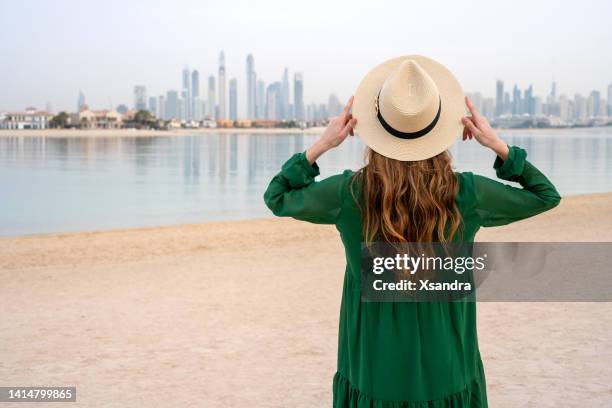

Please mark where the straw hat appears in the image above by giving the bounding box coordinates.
[353,55,464,161]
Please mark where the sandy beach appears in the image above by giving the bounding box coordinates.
[1,193,612,407]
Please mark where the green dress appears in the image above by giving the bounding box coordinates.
[263,146,560,407]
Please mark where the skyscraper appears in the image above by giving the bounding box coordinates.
[182,67,191,120]
[525,85,535,115]
[574,93,587,120]
[256,80,266,119]
[266,82,282,120]
[246,54,256,119]
[607,83,612,116]
[148,97,157,117]
[503,92,510,114]
[229,78,238,121]
[589,90,601,117]
[77,90,86,112]
[318,103,328,120]
[466,92,483,112]
[158,95,166,120]
[191,70,200,121]
[559,94,569,122]
[328,94,342,117]
[293,73,304,121]
[218,51,227,119]
[207,75,216,119]
[281,67,290,120]
[306,103,314,122]
[134,86,147,111]
[481,98,495,119]
[178,98,184,121]
[495,80,504,117]
[165,90,179,119]
[512,85,521,115]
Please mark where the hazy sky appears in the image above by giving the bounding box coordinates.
[1,0,611,115]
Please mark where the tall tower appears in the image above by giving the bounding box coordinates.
[218,51,227,119]
[281,67,290,120]
[293,73,304,121]
[192,70,200,120]
[607,83,612,116]
[165,90,179,119]
[495,80,504,117]
[229,78,238,121]
[246,54,256,119]
[158,95,166,120]
[512,84,521,115]
[133,86,147,110]
[256,80,266,119]
[182,67,191,120]
[525,85,535,115]
[327,94,341,117]
[574,93,587,120]
[207,75,216,119]
[77,90,86,112]
[148,97,157,117]
[266,82,282,120]
[559,94,569,122]
[591,90,602,117]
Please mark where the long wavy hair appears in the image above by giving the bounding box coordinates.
[353,148,461,244]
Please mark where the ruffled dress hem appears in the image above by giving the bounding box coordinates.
[333,371,487,408]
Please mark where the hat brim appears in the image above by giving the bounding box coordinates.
[353,55,465,161]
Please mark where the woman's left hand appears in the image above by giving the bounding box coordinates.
[306,96,357,163]
[461,96,509,161]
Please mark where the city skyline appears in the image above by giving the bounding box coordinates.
[14,53,612,125]
[7,54,612,120]
[119,52,317,122]
[467,80,612,125]
[2,0,612,114]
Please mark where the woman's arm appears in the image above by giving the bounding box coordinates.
[471,146,561,226]
[263,97,357,224]
[461,97,561,227]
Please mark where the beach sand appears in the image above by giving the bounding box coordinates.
[1,193,611,407]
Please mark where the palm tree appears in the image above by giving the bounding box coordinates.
[50,112,69,128]
[132,110,158,129]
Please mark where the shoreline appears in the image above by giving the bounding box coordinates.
[1,191,610,240]
[0,125,610,138]
[0,127,327,138]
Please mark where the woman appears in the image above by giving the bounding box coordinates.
[264,56,560,407]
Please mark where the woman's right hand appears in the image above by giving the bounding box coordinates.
[461,96,509,161]
[306,96,357,164]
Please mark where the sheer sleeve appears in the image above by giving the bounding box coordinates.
[472,145,561,227]
[263,152,350,225]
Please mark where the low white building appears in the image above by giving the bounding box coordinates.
[0,108,53,129]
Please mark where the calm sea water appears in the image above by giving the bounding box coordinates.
[1,128,611,236]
